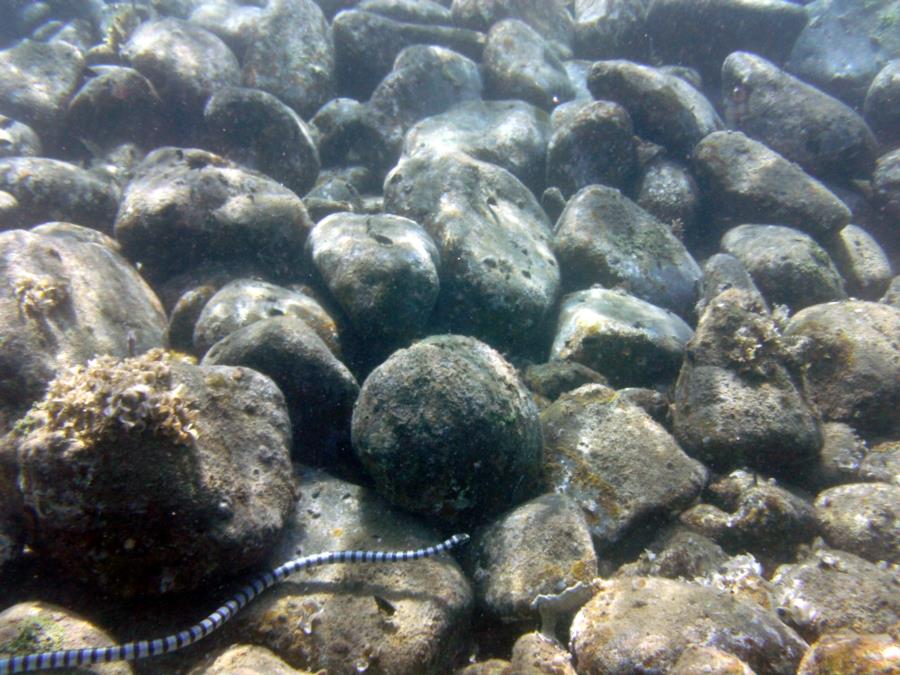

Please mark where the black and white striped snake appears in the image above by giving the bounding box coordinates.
[0,533,469,674]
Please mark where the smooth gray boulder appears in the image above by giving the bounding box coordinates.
[587,59,722,157]
[482,19,574,111]
[722,51,877,179]
[553,185,701,319]
[114,147,313,283]
[549,288,694,388]
[306,212,440,353]
[384,151,559,351]
[784,300,900,436]
[693,131,852,240]
[0,226,166,425]
[571,576,807,674]
[0,157,119,233]
[721,224,847,312]
[240,0,334,118]
[204,86,320,197]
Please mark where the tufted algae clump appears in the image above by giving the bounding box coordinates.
[14,348,198,447]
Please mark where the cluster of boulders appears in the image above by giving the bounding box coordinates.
[0,0,898,673]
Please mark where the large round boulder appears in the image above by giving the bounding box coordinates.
[351,335,542,525]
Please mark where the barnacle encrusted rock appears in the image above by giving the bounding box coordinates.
[10,349,295,597]
[19,349,199,447]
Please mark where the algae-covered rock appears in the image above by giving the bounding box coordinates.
[784,300,900,436]
[10,349,294,597]
[352,334,543,525]
[570,576,807,674]
[672,289,821,474]
[542,384,707,550]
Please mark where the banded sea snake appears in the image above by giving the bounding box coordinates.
[0,533,470,674]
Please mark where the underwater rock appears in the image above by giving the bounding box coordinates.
[482,19,574,112]
[0,226,166,426]
[232,468,472,675]
[694,253,767,319]
[772,544,900,643]
[635,157,699,241]
[310,97,367,168]
[0,115,41,159]
[0,157,119,232]
[463,493,597,624]
[352,334,543,524]
[384,150,559,351]
[193,278,340,357]
[122,18,240,120]
[67,66,164,150]
[403,99,550,196]
[302,174,366,222]
[680,470,817,566]
[0,39,84,144]
[615,524,730,581]
[202,315,359,467]
[189,0,265,58]
[587,60,723,158]
[550,289,694,388]
[188,643,313,675]
[241,0,334,119]
[358,0,453,26]
[872,149,900,225]
[693,131,852,240]
[570,576,807,674]
[786,0,900,107]
[333,8,483,101]
[307,212,440,355]
[553,185,701,317]
[829,224,893,300]
[814,482,900,564]
[797,631,900,675]
[204,86,320,197]
[810,422,869,489]
[784,299,900,436]
[522,361,607,403]
[671,646,755,675]
[721,224,847,312]
[0,447,22,571]
[672,288,821,474]
[864,59,900,148]
[722,51,878,180]
[573,0,648,61]
[0,601,134,675]
[114,147,313,284]
[361,44,482,172]
[509,631,577,674]
[11,349,295,597]
[646,0,807,88]
[541,384,707,550]
[453,0,574,54]
[860,439,900,486]
[546,100,637,198]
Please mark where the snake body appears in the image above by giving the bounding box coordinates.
[0,533,470,674]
